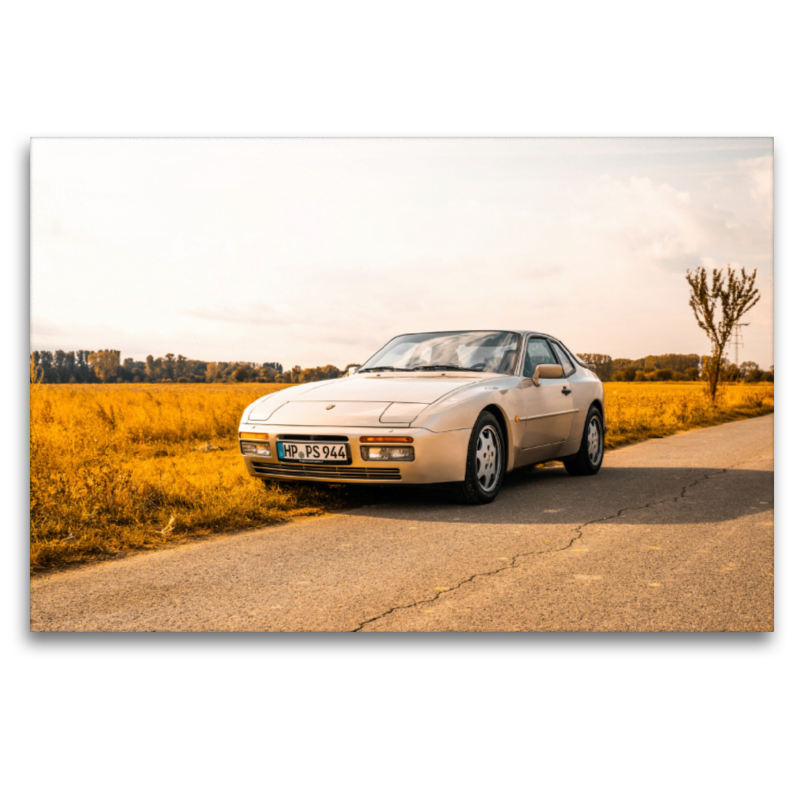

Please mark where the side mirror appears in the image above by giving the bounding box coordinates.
[532,363,563,387]
[345,365,361,377]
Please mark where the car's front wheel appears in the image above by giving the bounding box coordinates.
[563,406,604,476]
[454,411,506,504]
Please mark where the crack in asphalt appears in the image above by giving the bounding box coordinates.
[350,466,731,632]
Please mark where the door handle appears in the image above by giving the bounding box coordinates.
[561,387,572,395]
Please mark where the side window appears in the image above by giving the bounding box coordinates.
[523,338,557,378]
[551,341,576,377]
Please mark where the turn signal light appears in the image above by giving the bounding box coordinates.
[239,432,270,440]
[359,436,414,443]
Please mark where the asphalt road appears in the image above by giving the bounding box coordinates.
[30,414,774,632]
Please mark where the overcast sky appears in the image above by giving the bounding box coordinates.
[31,138,773,370]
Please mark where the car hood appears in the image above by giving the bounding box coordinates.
[265,401,394,427]
[246,374,491,426]
[294,374,484,404]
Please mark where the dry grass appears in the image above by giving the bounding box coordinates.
[29,383,357,572]
[603,382,773,448]
[30,380,773,572]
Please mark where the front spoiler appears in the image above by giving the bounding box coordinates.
[239,425,472,484]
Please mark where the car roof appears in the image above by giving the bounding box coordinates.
[395,329,559,339]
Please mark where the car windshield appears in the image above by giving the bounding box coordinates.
[360,331,521,375]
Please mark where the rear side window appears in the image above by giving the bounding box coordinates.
[551,341,576,377]
[523,338,557,378]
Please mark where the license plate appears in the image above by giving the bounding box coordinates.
[277,441,349,462]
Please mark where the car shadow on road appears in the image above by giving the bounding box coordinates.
[315,465,774,526]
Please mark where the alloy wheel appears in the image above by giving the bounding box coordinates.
[587,417,603,466]
[475,425,501,492]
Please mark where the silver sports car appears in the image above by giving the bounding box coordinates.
[239,330,605,504]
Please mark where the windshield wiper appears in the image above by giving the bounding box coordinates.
[358,366,414,372]
[410,364,485,372]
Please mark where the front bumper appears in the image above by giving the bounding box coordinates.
[239,425,471,484]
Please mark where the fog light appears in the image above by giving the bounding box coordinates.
[241,441,271,457]
[360,446,414,462]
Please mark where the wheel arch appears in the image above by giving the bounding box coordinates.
[589,399,605,432]
[481,403,513,471]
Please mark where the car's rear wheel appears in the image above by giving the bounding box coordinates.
[563,406,604,476]
[454,411,506,504]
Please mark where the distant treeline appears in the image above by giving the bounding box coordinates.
[30,349,773,385]
[30,350,345,385]
[577,353,773,383]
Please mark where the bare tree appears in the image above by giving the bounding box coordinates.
[686,265,760,401]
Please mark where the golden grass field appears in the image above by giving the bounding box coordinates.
[30,380,773,572]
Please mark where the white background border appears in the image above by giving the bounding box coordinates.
[6,2,795,798]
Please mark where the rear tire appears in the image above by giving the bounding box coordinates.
[454,411,506,504]
[563,407,604,476]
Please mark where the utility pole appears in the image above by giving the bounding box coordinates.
[730,323,749,365]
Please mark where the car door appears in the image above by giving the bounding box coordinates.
[549,339,582,444]
[519,337,576,456]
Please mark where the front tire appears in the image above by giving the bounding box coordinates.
[454,411,506,504]
[563,406,604,476]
